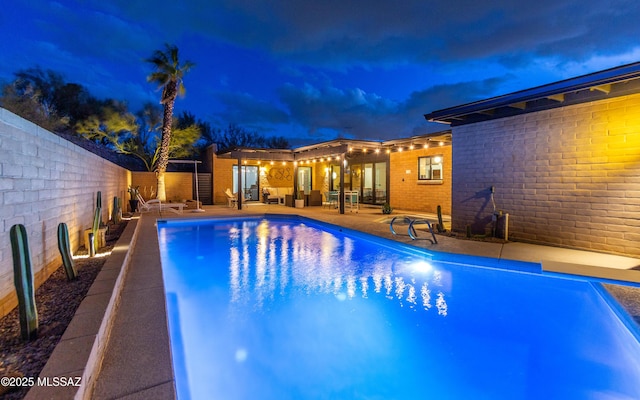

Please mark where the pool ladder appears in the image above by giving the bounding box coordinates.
[389,217,438,244]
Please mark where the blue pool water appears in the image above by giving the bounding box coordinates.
[157,216,640,400]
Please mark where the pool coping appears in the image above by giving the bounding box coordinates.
[25,217,141,400]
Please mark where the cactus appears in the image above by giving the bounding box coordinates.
[91,191,102,253]
[9,224,38,341]
[436,205,445,233]
[111,196,121,224]
[57,223,77,281]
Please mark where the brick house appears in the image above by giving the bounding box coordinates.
[425,62,640,257]
[213,132,452,215]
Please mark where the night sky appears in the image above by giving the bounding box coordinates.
[2,0,639,146]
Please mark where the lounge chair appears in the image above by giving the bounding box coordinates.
[137,194,185,214]
[224,188,238,208]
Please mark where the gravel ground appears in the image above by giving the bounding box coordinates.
[605,284,640,326]
[0,221,127,399]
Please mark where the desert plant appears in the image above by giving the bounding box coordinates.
[128,185,140,199]
[9,224,38,340]
[57,222,77,281]
[111,196,121,224]
[91,191,102,255]
[437,205,445,233]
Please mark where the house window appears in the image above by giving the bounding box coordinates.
[418,156,443,180]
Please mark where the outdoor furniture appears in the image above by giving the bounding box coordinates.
[265,187,293,204]
[325,191,338,208]
[224,188,237,208]
[284,194,294,207]
[308,190,322,206]
[344,190,359,212]
[137,194,185,214]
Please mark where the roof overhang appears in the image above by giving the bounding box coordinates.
[424,61,640,126]
[216,132,452,162]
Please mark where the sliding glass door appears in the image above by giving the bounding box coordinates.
[232,165,259,201]
[362,162,387,204]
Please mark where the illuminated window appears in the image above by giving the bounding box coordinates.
[418,156,443,180]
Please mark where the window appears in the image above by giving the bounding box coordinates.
[418,156,443,181]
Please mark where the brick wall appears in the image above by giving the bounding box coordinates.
[389,147,452,214]
[452,93,640,257]
[0,108,130,317]
[130,171,193,208]
[212,157,236,205]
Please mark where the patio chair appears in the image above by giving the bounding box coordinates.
[137,194,185,214]
[224,188,238,208]
[324,191,338,209]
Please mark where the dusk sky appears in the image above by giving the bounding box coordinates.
[2,0,640,146]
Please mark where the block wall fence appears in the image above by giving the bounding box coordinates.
[130,171,194,206]
[0,108,130,318]
[451,93,640,257]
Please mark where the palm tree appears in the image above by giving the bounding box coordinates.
[146,44,195,201]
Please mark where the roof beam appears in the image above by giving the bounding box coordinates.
[590,84,611,94]
[547,94,565,102]
[508,102,527,110]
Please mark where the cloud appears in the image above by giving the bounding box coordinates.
[127,0,638,68]
[4,0,640,147]
[214,91,290,126]
[81,0,640,69]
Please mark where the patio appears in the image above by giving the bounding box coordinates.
[25,204,640,399]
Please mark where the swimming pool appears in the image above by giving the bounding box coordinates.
[157,215,640,400]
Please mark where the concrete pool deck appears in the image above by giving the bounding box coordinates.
[27,204,640,399]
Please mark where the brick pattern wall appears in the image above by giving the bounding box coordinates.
[389,147,452,214]
[212,157,237,205]
[0,108,130,317]
[452,93,640,257]
[131,171,194,206]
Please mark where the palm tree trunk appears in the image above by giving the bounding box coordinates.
[156,170,166,202]
[155,87,176,201]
